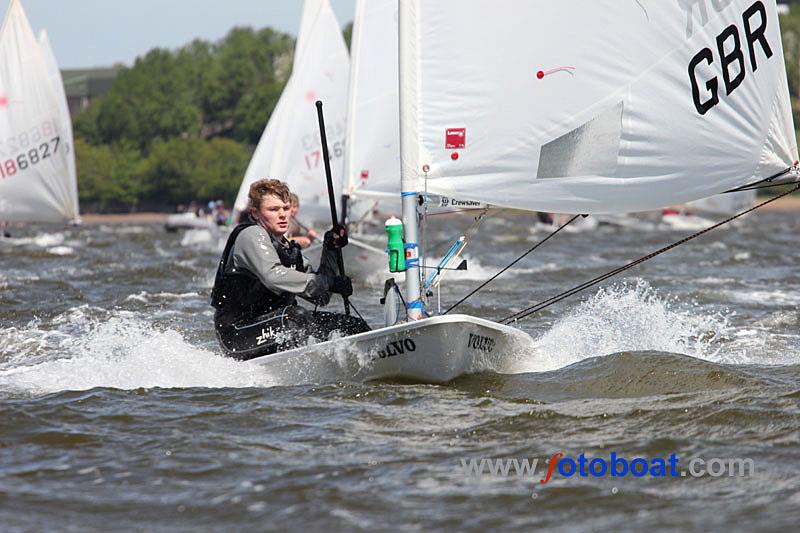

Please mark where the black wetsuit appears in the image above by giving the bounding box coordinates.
[211,223,369,361]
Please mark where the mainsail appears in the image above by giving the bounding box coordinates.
[0,0,79,223]
[343,0,401,219]
[399,0,797,214]
[233,0,349,218]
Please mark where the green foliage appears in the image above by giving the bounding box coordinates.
[93,49,203,149]
[343,22,353,50]
[780,11,800,132]
[73,25,303,211]
[139,138,250,206]
[75,138,144,211]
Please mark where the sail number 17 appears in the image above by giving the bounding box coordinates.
[0,136,61,179]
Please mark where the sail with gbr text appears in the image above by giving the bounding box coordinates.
[398,0,797,214]
[0,0,79,223]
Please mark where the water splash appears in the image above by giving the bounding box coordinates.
[512,280,734,372]
[0,308,274,394]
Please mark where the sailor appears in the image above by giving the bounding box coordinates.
[286,192,318,248]
[210,178,369,361]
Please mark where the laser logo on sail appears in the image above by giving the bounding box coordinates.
[445,128,466,149]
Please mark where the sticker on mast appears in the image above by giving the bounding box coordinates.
[445,128,466,149]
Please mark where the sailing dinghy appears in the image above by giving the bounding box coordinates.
[247,0,798,384]
[0,0,79,225]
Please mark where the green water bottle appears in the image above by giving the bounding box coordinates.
[385,216,406,272]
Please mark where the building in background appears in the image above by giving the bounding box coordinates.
[61,67,120,115]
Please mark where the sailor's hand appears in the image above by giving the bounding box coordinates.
[323,224,348,250]
[330,275,353,298]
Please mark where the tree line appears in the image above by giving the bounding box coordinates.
[75,26,305,212]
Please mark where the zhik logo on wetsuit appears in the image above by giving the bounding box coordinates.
[256,327,278,345]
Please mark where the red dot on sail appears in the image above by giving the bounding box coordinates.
[0,96,7,106]
[451,152,459,160]
[536,70,544,79]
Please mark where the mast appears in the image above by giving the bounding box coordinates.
[398,0,422,319]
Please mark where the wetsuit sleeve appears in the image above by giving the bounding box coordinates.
[232,226,331,305]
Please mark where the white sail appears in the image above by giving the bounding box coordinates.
[343,0,401,216]
[38,29,79,224]
[0,0,79,223]
[399,0,797,215]
[233,0,349,218]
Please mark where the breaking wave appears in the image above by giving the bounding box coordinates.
[508,280,789,373]
[0,307,274,394]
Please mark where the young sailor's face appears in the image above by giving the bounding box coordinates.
[257,194,292,236]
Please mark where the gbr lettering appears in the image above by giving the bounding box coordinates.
[688,1,773,115]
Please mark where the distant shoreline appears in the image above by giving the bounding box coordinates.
[758,194,800,212]
[79,212,169,225]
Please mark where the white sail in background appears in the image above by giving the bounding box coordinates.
[0,0,79,223]
[343,0,401,218]
[399,0,797,214]
[38,29,79,224]
[234,0,349,217]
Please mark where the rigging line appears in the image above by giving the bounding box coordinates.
[444,214,581,315]
[501,184,800,325]
[426,208,499,253]
[348,299,369,328]
[428,207,493,290]
[723,181,800,193]
[424,207,495,217]
[724,166,796,193]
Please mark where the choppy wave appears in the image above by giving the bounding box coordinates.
[510,280,731,373]
[0,307,274,394]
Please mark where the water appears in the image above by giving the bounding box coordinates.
[1,211,799,531]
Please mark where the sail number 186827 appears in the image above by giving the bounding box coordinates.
[0,136,61,179]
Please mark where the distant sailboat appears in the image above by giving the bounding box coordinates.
[342,0,401,223]
[233,0,349,222]
[305,0,403,283]
[0,0,79,224]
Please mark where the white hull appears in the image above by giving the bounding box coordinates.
[660,213,715,231]
[165,212,221,232]
[246,314,532,385]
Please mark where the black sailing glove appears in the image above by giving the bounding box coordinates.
[329,275,353,298]
[323,224,349,250]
